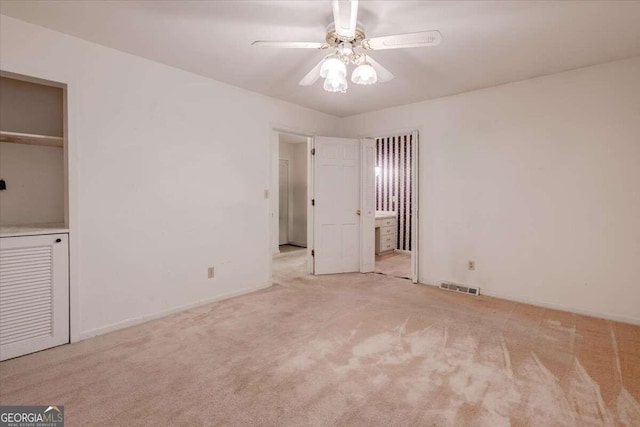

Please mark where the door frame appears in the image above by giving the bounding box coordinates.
[268,126,315,284]
[269,127,420,284]
[411,130,420,284]
[306,136,315,274]
[360,138,376,273]
[362,129,420,284]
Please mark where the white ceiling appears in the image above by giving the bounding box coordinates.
[2,1,640,117]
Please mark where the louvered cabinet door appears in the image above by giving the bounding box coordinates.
[0,233,69,361]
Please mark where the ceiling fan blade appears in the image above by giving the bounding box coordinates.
[363,30,442,50]
[332,0,359,39]
[365,55,395,83]
[299,56,331,86]
[252,41,327,49]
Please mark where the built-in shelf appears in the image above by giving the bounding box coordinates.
[0,130,63,148]
[0,223,68,238]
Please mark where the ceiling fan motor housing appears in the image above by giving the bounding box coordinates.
[325,26,367,47]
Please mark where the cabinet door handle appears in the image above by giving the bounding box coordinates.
[55,238,62,243]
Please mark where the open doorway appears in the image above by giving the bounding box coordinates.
[269,132,417,283]
[372,132,418,281]
[271,131,311,278]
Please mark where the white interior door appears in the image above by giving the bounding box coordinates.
[0,233,69,361]
[313,137,360,274]
[278,159,289,245]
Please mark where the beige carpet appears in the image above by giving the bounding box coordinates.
[1,250,639,426]
[279,244,306,253]
[375,250,411,279]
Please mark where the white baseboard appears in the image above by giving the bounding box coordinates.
[286,242,307,248]
[79,282,273,340]
[418,281,640,326]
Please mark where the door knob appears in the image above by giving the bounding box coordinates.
[55,238,62,243]
[356,209,361,216]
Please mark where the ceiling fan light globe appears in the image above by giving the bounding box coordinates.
[351,63,378,85]
[338,42,353,57]
[325,67,347,81]
[324,75,348,93]
[320,57,346,78]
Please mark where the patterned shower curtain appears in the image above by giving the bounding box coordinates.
[375,134,413,251]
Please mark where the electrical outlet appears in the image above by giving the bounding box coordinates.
[208,267,215,278]
[468,261,475,271]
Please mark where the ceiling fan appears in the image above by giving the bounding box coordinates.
[252,0,442,93]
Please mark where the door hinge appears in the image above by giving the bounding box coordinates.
[311,250,315,257]
[311,199,315,206]
[311,148,316,156]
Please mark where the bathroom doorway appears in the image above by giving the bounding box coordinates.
[373,131,418,281]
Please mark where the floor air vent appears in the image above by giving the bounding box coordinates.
[440,282,479,296]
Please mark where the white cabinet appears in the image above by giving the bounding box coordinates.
[0,233,69,361]
[375,214,397,254]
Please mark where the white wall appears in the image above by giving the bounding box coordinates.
[0,142,65,225]
[278,140,294,159]
[0,15,339,338]
[341,57,640,325]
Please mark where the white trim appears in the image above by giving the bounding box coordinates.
[359,138,376,273]
[306,136,315,274]
[287,241,307,248]
[270,129,280,257]
[80,282,273,340]
[356,126,421,140]
[411,130,419,283]
[418,281,640,326]
[287,157,295,245]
